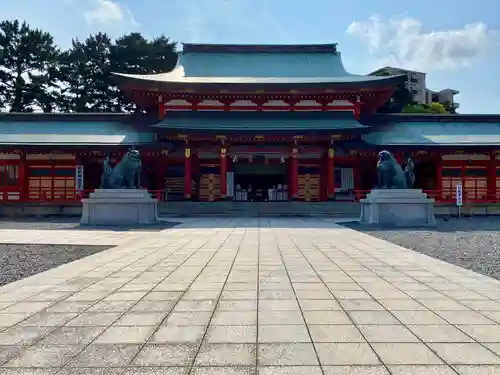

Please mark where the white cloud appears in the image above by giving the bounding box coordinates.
[347,16,499,72]
[84,0,137,26]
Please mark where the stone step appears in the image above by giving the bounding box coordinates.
[159,202,361,217]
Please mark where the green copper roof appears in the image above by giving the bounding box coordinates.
[363,122,500,146]
[113,43,404,86]
[0,121,155,145]
[153,112,367,132]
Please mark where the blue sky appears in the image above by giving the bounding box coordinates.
[4,0,500,114]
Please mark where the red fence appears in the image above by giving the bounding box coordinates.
[0,187,497,204]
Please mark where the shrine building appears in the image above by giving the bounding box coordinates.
[1,43,500,215]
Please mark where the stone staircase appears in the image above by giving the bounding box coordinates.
[159,201,360,217]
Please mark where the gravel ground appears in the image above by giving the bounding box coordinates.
[0,217,180,231]
[342,216,500,281]
[0,243,112,287]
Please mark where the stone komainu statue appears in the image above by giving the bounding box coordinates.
[376,150,415,189]
[100,148,142,189]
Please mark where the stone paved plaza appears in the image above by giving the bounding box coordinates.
[0,218,500,374]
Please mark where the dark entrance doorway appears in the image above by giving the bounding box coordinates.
[233,160,288,201]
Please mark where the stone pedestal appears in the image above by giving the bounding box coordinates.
[80,189,158,226]
[360,189,436,227]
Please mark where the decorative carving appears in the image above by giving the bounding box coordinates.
[100,148,142,189]
[376,150,415,189]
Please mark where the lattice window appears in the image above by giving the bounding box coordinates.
[442,167,461,201]
[464,167,487,201]
[28,165,76,201]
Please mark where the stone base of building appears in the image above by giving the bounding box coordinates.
[359,189,436,227]
[80,189,158,225]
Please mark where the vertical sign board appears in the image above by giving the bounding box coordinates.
[456,184,463,206]
[75,165,84,192]
[226,172,234,198]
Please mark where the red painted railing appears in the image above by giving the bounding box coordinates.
[0,187,499,205]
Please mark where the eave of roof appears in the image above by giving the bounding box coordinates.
[112,72,405,89]
[152,111,368,133]
[363,121,500,146]
[0,120,155,145]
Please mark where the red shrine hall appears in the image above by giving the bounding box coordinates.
[1,43,500,209]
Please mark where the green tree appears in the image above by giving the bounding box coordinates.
[0,20,60,112]
[402,102,448,114]
[374,72,415,113]
[58,33,115,112]
[443,100,457,114]
[110,33,177,112]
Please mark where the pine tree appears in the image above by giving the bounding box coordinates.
[0,20,60,112]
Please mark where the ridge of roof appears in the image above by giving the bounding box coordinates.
[182,43,339,54]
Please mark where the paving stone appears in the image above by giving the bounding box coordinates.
[391,311,448,325]
[388,365,457,374]
[372,343,444,365]
[132,344,197,366]
[258,343,318,366]
[19,312,78,327]
[348,311,400,325]
[66,312,122,326]
[435,311,496,325]
[259,310,304,325]
[258,366,322,375]
[322,366,390,374]
[149,325,205,344]
[358,325,419,343]
[191,367,255,375]
[428,343,500,365]
[339,299,385,311]
[407,325,474,342]
[207,325,256,343]
[308,324,365,343]
[67,343,141,367]
[87,300,136,313]
[453,365,500,375]
[164,311,212,326]
[0,369,59,374]
[258,325,309,343]
[58,368,127,375]
[114,312,167,326]
[0,326,55,346]
[195,343,256,366]
[212,311,256,326]
[2,219,500,371]
[94,326,155,344]
[3,344,83,368]
[303,310,351,325]
[315,343,380,365]
[174,300,218,312]
[41,326,106,345]
[130,300,176,313]
[0,346,24,366]
[258,300,299,311]
[299,299,342,311]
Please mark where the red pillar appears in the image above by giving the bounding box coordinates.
[488,156,496,202]
[290,147,298,200]
[435,154,443,201]
[19,151,27,202]
[327,147,335,200]
[184,146,192,200]
[220,147,227,200]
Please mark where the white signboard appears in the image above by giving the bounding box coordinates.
[227,172,234,197]
[456,184,463,206]
[75,165,84,191]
